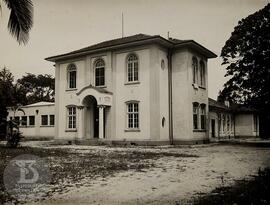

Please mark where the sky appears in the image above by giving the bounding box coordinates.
[0,0,268,99]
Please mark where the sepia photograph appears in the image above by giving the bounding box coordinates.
[0,0,270,204]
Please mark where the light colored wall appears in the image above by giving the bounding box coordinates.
[7,105,55,138]
[189,51,209,141]
[172,49,209,142]
[113,47,151,140]
[235,114,259,137]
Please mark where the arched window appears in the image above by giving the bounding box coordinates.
[95,59,105,86]
[67,64,77,89]
[200,61,206,87]
[192,57,198,84]
[127,54,139,82]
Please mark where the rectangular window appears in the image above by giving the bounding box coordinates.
[127,103,139,129]
[14,117,20,126]
[193,104,199,130]
[29,116,35,126]
[69,71,76,89]
[200,106,206,130]
[95,68,105,86]
[41,115,48,126]
[50,115,55,126]
[21,116,27,126]
[67,107,76,129]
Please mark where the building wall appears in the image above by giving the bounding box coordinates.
[171,49,209,143]
[7,105,55,139]
[113,47,151,141]
[53,44,211,143]
[208,110,235,139]
[189,51,209,141]
[235,114,259,137]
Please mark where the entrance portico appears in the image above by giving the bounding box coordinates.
[76,85,112,140]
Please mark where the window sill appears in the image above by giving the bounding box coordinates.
[65,129,77,132]
[193,129,206,132]
[125,129,140,132]
[27,125,35,128]
[125,81,140,85]
[95,85,107,88]
[199,86,206,90]
[66,88,77,92]
[40,125,54,127]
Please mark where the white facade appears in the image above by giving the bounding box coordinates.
[7,102,55,139]
[46,34,217,145]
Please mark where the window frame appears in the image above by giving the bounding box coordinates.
[126,101,140,130]
[200,104,206,130]
[67,63,77,89]
[29,116,35,126]
[21,116,27,126]
[192,57,198,85]
[94,58,106,87]
[126,54,139,83]
[199,60,206,87]
[41,115,48,126]
[193,102,199,130]
[49,115,55,126]
[67,106,77,130]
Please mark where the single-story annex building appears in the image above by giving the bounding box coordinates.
[209,98,260,140]
[7,102,55,140]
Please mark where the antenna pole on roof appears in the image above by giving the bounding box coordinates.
[122,12,124,38]
[167,31,170,39]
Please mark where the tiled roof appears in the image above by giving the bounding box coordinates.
[208,98,230,111]
[209,98,258,113]
[46,33,216,61]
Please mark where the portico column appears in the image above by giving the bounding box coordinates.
[77,106,85,139]
[98,105,105,139]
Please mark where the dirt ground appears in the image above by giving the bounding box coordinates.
[3,142,270,205]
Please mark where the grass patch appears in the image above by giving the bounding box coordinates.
[192,168,270,205]
[0,144,197,204]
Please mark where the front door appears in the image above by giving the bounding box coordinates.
[211,119,215,138]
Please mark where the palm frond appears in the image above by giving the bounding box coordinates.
[3,0,33,44]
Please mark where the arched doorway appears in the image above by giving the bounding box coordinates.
[82,95,99,139]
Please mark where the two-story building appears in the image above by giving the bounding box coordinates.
[45,34,217,145]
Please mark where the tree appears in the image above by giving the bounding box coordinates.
[17,73,55,104]
[220,3,270,137]
[0,0,33,44]
[0,67,16,138]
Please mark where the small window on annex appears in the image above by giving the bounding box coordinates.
[29,116,35,126]
[41,115,48,126]
[21,116,27,126]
